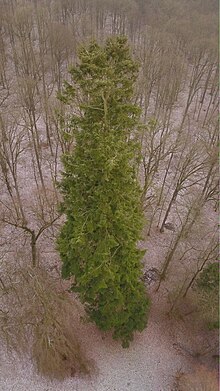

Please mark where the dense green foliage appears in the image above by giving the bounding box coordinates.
[196,262,219,292]
[196,262,219,329]
[57,36,150,347]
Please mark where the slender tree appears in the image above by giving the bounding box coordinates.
[57,37,150,347]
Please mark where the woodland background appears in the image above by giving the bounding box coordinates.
[0,0,219,390]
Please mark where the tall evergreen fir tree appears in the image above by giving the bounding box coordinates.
[57,36,150,347]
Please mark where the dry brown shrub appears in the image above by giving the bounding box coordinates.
[176,366,219,391]
[0,264,92,379]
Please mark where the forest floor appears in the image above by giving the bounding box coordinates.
[0,290,191,391]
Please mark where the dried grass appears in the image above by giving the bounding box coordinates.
[0,264,92,379]
[175,366,219,391]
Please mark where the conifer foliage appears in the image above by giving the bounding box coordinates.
[57,37,150,347]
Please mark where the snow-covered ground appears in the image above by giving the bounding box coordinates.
[0,288,190,391]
